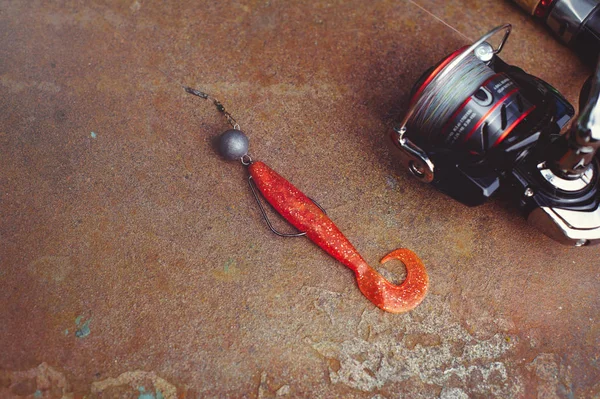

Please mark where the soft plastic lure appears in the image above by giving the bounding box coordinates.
[187,87,429,313]
[249,161,428,313]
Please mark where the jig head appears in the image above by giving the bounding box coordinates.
[187,87,429,313]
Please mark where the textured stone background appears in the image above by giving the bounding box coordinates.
[1,0,598,398]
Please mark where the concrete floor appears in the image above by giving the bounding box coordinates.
[1,0,599,398]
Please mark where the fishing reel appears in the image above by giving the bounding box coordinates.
[392,24,600,246]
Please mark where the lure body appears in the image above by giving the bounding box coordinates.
[248,161,429,313]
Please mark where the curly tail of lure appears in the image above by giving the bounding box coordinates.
[187,87,429,313]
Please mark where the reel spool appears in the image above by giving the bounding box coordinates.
[409,50,536,153]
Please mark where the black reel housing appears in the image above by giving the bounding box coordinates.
[407,52,591,208]
[394,24,600,245]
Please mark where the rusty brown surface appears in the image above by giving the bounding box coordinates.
[0,0,599,398]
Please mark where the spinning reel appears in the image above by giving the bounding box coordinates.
[392,24,600,246]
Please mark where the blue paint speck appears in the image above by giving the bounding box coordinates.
[91,131,97,139]
[224,258,235,272]
[34,390,42,398]
[137,386,157,399]
[75,316,91,338]
[75,319,91,338]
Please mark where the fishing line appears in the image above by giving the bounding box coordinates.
[405,0,472,42]
[408,49,496,143]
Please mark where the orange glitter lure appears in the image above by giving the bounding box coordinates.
[184,86,428,313]
[249,161,429,313]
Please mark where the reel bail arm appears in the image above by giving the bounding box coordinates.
[555,58,600,176]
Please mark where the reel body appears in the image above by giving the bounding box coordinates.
[393,24,600,246]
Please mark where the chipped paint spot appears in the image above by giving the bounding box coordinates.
[138,386,160,399]
[440,387,469,399]
[257,371,269,399]
[75,316,91,338]
[0,363,69,398]
[92,370,177,399]
[90,131,97,138]
[75,320,91,338]
[310,295,523,396]
[0,364,180,398]
[276,384,290,396]
[257,371,291,398]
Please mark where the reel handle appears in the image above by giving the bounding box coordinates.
[554,56,600,176]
